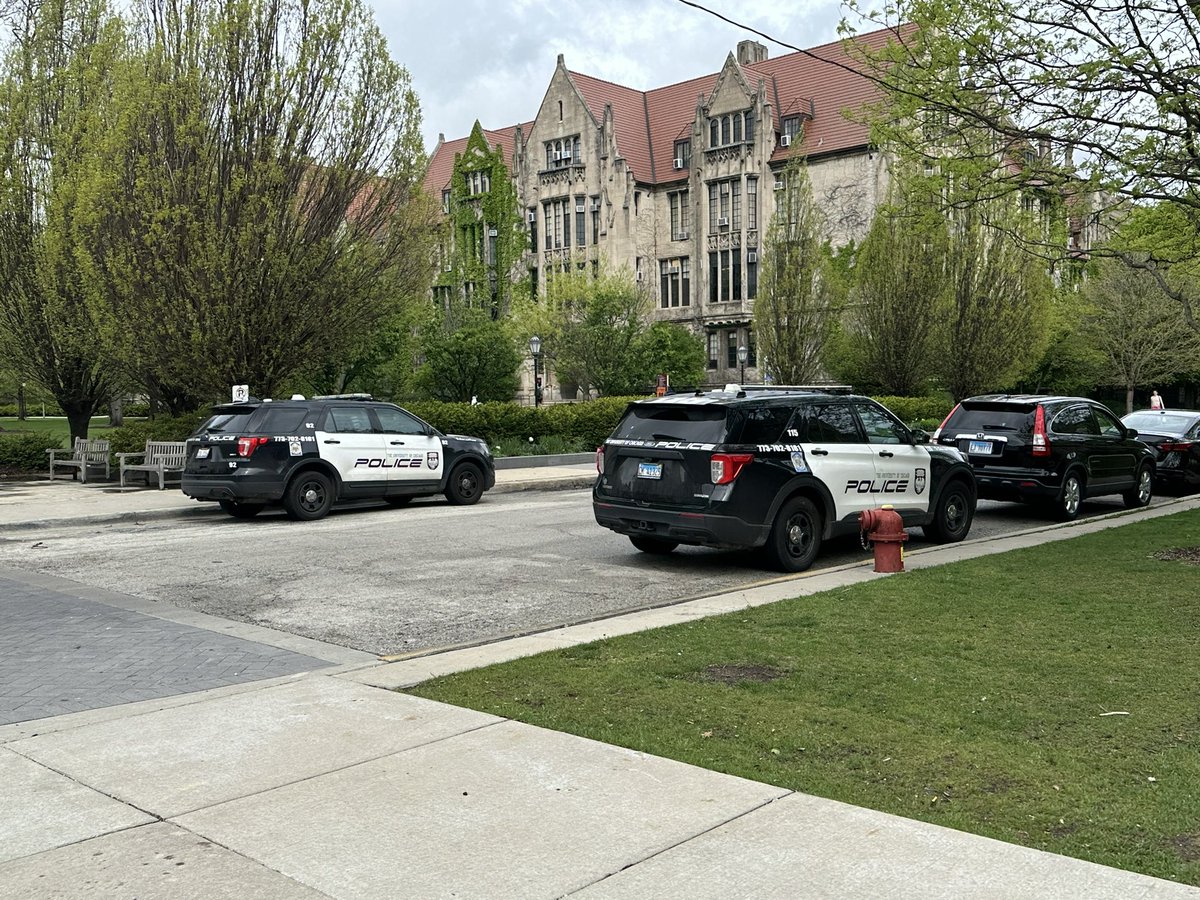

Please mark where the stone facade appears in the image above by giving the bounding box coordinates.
[425,31,897,393]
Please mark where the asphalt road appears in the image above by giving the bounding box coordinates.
[0,489,1162,656]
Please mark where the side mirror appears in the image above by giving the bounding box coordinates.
[1125,427,1139,439]
[911,429,931,445]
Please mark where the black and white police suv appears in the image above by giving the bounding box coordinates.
[181,394,495,520]
[593,389,978,571]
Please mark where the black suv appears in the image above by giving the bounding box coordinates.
[933,394,1154,520]
[593,389,978,572]
[181,394,495,520]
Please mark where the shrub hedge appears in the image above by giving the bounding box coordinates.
[0,433,58,472]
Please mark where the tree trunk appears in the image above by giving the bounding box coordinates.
[1126,385,1135,415]
[16,383,26,420]
[62,400,97,444]
[109,398,123,427]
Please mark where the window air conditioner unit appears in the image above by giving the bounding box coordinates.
[748,251,758,263]
[527,211,536,223]
[673,158,685,170]
[551,151,562,161]
[717,216,729,227]
[591,198,601,210]
[781,134,791,147]
[774,180,786,191]
[636,270,644,282]
[488,228,498,237]
[576,203,585,212]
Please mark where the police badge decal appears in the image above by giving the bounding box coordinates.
[426,452,440,469]
[915,467,927,495]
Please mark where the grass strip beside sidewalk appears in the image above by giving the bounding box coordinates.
[411,510,1200,885]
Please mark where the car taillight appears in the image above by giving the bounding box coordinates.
[711,452,754,485]
[1031,404,1051,457]
[932,403,960,442]
[1159,441,1193,453]
[595,445,605,473]
[236,436,270,458]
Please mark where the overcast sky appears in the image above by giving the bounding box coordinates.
[369,0,857,153]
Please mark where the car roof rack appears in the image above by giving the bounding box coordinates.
[310,393,374,401]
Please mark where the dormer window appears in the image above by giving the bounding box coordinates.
[673,140,691,170]
[708,111,754,148]
[781,116,802,145]
[545,136,581,169]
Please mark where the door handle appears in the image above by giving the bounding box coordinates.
[810,448,829,456]
[389,440,406,445]
[324,439,341,444]
[878,450,894,458]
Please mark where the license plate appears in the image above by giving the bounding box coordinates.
[195,447,210,459]
[637,461,663,480]
[968,440,993,455]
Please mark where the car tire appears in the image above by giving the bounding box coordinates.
[921,480,973,543]
[1055,471,1084,521]
[629,535,678,555]
[1123,465,1153,509]
[218,500,264,519]
[384,495,414,508]
[765,496,822,572]
[284,471,334,521]
[445,462,484,506]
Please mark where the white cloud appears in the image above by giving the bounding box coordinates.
[369,0,854,152]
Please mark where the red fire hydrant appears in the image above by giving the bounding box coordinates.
[859,505,908,573]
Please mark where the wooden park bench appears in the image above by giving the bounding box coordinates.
[117,440,188,490]
[46,437,111,483]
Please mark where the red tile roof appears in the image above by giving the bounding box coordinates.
[425,25,905,191]
[423,123,531,197]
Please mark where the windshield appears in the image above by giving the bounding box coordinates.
[947,402,1036,433]
[195,410,256,434]
[611,405,730,444]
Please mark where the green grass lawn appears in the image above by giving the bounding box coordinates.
[411,511,1200,885]
[0,416,119,444]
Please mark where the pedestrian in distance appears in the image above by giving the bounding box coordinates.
[1150,390,1165,411]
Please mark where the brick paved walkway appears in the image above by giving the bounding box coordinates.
[0,575,330,725]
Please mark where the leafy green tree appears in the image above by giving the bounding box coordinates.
[844,0,1200,328]
[1014,288,1105,396]
[936,196,1053,400]
[753,155,840,384]
[634,321,706,393]
[0,0,126,440]
[849,168,949,395]
[542,267,649,397]
[414,309,520,403]
[1082,258,1200,413]
[435,121,525,321]
[83,0,435,411]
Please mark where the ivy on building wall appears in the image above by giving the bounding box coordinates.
[436,122,526,323]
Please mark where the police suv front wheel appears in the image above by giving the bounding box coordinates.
[922,480,973,544]
[765,496,822,572]
[445,462,483,506]
[285,472,333,520]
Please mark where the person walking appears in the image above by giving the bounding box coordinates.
[1150,390,1165,411]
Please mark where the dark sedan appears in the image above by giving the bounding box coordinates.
[1122,409,1200,492]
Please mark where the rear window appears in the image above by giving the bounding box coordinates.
[611,404,729,444]
[1123,412,1194,435]
[946,402,1036,434]
[195,408,257,434]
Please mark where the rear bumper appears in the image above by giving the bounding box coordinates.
[973,473,1060,503]
[592,499,768,550]
[181,473,286,503]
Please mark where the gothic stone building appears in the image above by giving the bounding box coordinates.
[424,28,897,393]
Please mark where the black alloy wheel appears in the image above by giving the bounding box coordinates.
[765,496,822,572]
[445,462,484,505]
[284,471,334,520]
[922,480,973,543]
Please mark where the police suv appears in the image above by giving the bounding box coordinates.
[593,389,978,571]
[181,394,495,520]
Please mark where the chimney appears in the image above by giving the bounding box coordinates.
[737,40,768,66]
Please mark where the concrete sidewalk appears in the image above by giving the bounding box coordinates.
[2,484,1199,897]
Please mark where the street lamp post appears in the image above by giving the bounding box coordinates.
[737,345,748,386]
[529,335,542,407]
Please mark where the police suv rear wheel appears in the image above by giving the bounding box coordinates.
[445,462,483,505]
[766,496,822,572]
[285,471,333,520]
